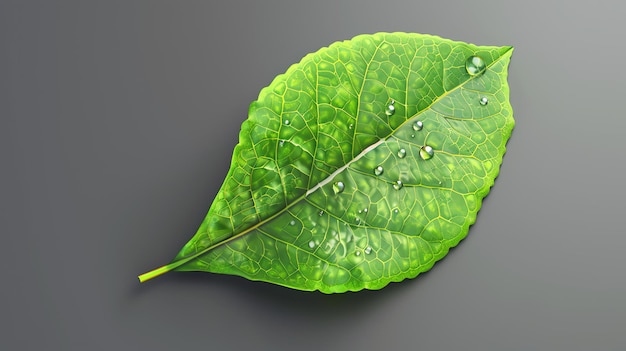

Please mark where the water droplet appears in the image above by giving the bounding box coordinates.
[374,166,384,176]
[393,180,403,190]
[479,96,488,106]
[332,181,345,194]
[465,55,486,76]
[284,119,290,125]
[355,251,361,256]
[308,241,316,249]
[279,140,285,147]
[318,210,324,216]
[363,208,368,213]
[349,123,353,130]
[419,145,434,160]
[413,120,424,131]
[358,209,362,214]
[385,102,395,116]
[397,148,406,158]
[364,247,372,255]
[394,209,399,214]
[355,217,361,224]
[289,220,296,226]
[411,134,415,138]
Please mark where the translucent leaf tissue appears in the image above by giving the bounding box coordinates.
[138,32,514,293]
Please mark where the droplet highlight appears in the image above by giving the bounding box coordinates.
[289,220,296,226]
[419,145,434,160]
[332,181,345,194]
[465,55,486,76]
[385,99,396,116]
[397,148,406,158]
[308,241,316,249]
[364,247,372,255]
[479,96,488,106]
[355,251,361,256]
[318,210,324,216]
[284,119,290,125]
[374,166,384,176]
[393,180,403,190]
[413,120,424,131]
[279,140,285,147]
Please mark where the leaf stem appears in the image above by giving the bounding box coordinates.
[138,258,190,283]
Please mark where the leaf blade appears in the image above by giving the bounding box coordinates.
[141,33,514,293]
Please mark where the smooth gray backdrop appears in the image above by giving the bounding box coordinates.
[2,1,625,350]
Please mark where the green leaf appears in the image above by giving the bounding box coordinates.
[139,33,514,293]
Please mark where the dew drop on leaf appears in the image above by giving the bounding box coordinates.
[318,210,324,216]
[364,247,372,255]
[413,120,423,131]
[398,148,406,158]
[289,220,296,226]
[355,251,361,256]
[308,241,316,249]
[419,145,434,160]
[480,96,488,105]
[284,119,290,125]
[466,55,486,76]
[374,166,384,176]
[393,180,403,190]
[385,99,395,116]
[332,181,345,194]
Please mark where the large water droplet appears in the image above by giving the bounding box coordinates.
[466,55,486,76]
[393,180,403,190]
[374,166,384,176]
[308,241,316,249]
[397,148,406,158]
[364,246,372,255]
[332,181,345,194]
[479,96,488,106]
[284,119,290,125]
[385,99,395,116]
[419,145,434,160]
[413,120,424,131]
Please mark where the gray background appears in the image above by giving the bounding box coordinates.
[2,1,625,350]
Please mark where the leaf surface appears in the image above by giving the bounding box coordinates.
[139,33,514,293]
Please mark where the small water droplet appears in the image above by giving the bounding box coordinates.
[386,106,395,116]
[419,145,434,160]
[279,140,285,147]
[363,208,368,213]
[364,247,372,255]
[465,55,486,76]
[374,166,384,176]
[397,148,406,158]
[332,181,345,194]
[358,209,362,214]
[289,220,296,226]
[355,217,361,224]
[284,119,290,125]
[318,210,324,216]
[349,123,353,129]
[413,120,424,131]
[355,251,361,256]
[479,96,488,106]
[393,180,403,190]
[394,209,399,214]
[411,134,415,138]
[308,241,316,249]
